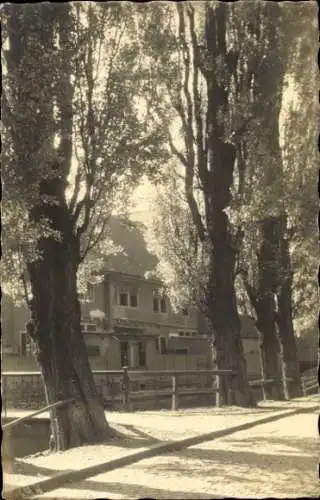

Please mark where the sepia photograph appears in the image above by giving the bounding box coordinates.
[1,1,319,498]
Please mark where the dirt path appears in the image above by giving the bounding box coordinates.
[4,396,319,499]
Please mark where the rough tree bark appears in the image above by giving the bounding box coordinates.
[255,218,285,400]
[204,3,253,407]
[275,216,302,398]
[26,180,113,449]
[245,2,302,400]
[5,4,113,450]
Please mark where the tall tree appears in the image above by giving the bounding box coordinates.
[142,2,255,406]
[237,1,317,399]
[202,3,253,405]
[2,3,167,449]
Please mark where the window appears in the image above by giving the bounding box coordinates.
[119,290,128,306]
[153,297,159,312]
[153,290,167,313]
[130,294,138,308]
[138,341,146,368]
[178,331,197,337]
[160,298,167,313]
[120,341,129,367]
[118,286,138,308]
[182,308,189,316]
[86,324,97,332]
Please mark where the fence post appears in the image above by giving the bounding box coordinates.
[261,378,267,401]
[171,374,179,411]
[215,373,221,408]
[121,366,130,411]
[226,374,235,406]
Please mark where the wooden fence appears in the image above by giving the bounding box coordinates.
[2,370,317,416]
[2,369,236,413]
[3,398,75,432]
[248,375,319,400]
[301,375,318,396]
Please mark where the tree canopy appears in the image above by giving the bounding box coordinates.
[2,2,169,302]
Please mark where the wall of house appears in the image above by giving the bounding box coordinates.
[2,274,261,380]
[109,274,199,332]
[2,295,30,353]
[2,352,113,372]
[242,338,261,379]
[2,354,39,371]
[80,282,107,320]
[149,344,210,371]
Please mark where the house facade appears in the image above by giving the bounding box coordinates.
[2,270,262,378]
[69,270,210,372]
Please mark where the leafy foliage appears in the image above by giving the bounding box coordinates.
[145,1,317,343]
[148,164,209,313]
[235,2,318,336]
[2,3,169,303]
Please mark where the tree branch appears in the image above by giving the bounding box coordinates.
[168,135,188,168]
[69,165,82,215]
[80,214,110,262]
[176,4,206,244]
[187,5,207,184]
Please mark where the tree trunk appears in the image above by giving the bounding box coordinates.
[276,220,302,397]
[248,4,301,400]
[28,243,112,450]
[255,216,292,400]
[6,4,113,450]
[254,292,284,400]
[207,211,253,407]
[27,183,112,451]
[204,3,253,407]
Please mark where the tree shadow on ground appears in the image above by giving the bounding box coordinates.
[117,424,161,443]
[6,439,318,500]
[105,435,163,449]
[33,479,223,499]
[163,444,317,475]
[226,435,318,456]
[3,459,74,478]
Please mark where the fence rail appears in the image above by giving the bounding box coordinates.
[2,370,316,415]
[301,376,318,396]
[3,398,75,431]
[2,368,236,413]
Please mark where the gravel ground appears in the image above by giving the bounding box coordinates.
[3,396,319,499]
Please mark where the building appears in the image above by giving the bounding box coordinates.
[296,325,318,374]
[2,270,262,378]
